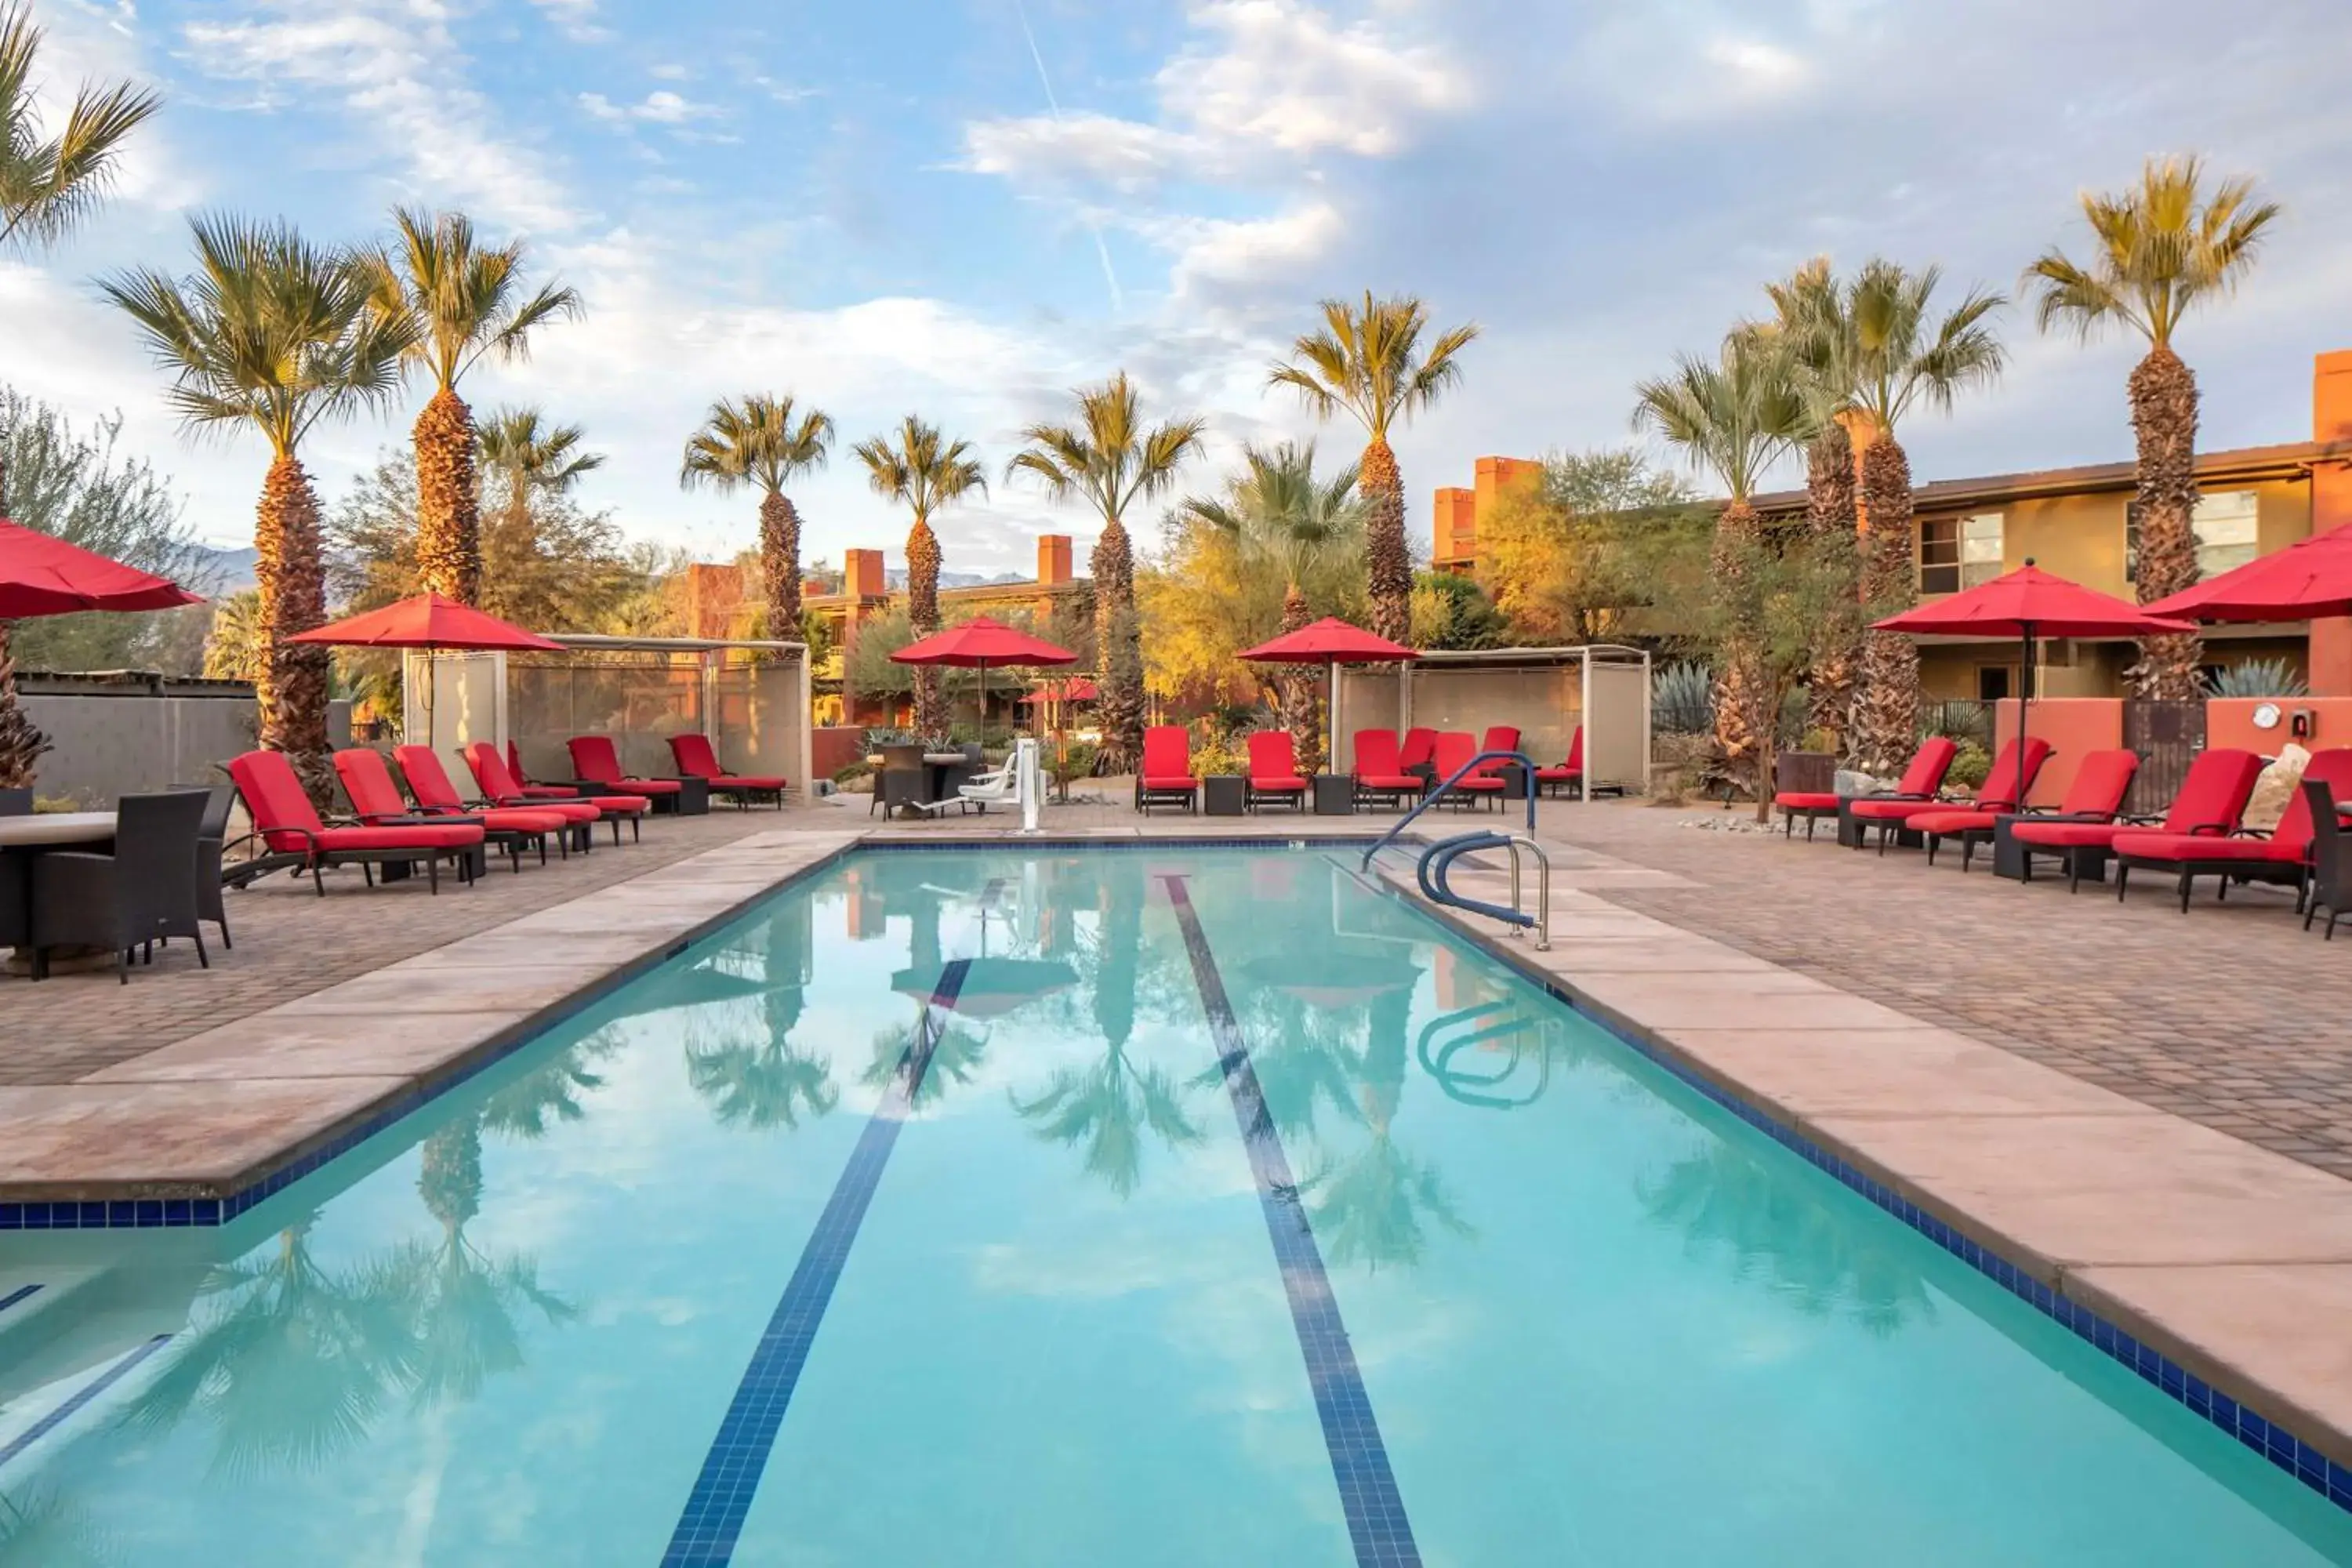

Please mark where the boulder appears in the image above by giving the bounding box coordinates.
[1835,768,1889,798]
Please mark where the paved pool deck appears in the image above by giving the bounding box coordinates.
[5,788,2352,1491]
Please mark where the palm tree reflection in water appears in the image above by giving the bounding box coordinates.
[686,904,839,1132]
[1304,975,1474,1272]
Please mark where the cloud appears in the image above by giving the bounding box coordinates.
[183,0,577,231]
[964,112,1208,194]
[1160,200,1348,300]
[1159,0,1469,158]
[529,0,612,44]
[578,89,716,125]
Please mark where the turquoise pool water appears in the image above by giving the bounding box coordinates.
[2,847,2348,1566]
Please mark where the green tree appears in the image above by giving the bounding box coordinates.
[1007,372,1205,773]
[1475,448,1703,644]
[680,394,833,639]
[853,416,987,737]
[0,2,159,783]
[2025,157,2280,699]
[1269,292,1479,643]
[1634,329,1808,815]
[103,216,416,804]
[1410,570,1511,651]
[1777,260,2005,774]
[360,207,581,606]
[1177,441,1360,771]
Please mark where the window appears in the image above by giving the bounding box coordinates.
[2126,490,2262,582]
[1976,665,2012,702]
[1919,513,2004,593]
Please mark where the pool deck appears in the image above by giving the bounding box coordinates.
[7,788,2352,1490]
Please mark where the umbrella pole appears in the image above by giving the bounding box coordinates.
[2018,622,2034,810]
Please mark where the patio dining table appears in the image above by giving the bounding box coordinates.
[0,811,118,973]
[867,752,981,816]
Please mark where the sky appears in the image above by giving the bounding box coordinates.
[4,0,2350,579]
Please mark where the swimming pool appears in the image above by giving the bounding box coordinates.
[2,845,2348,1565]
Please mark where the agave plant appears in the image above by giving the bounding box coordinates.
[2203,657,2307,699]
[1650,661,1717,736]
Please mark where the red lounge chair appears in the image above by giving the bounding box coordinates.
[2013,747,2263,894]
[1776,736,1957,842]
[397,743,599,856]
[669,732,787,810]
[1536,728,1584,799]
[1430,731,1503,810]
[568,735,684,812]
[506,740,583,800]
[1135,725,1199,814]
[1399,728,1438,777]
[464,741,648,844]
[227,749,482,895]
[1244,731,1308,811]
[2114,749,2352,913]
[1351,728,1423,808]
[339,748,564,872]
[1915,748,2137,872]
[1853,737,2052,855]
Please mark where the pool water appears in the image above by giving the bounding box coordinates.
[2,848,2349,1566]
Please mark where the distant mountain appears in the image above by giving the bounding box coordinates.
[882,567,1030,590]
[188,544,258,597]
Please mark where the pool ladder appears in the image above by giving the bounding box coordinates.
[1416,830,1550,951]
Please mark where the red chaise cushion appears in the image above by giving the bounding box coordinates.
[1775,792,1840,811]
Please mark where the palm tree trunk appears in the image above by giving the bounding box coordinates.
[256,456,335,807]
[759,490,804,638]
[1091,517,1143,773]
[906,517,943,736]
[1850,437,1920,777]
[2128,344,2205,699]
[1359,437,1411,644]
[1279,584,1322,775]
[413,389,481,605]
[0,621,52,789]
[1802,422,1860,753]
[1710,501,1773,818]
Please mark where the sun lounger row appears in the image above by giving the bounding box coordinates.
[1770,734,2352,934]
[1134,724,1582,814]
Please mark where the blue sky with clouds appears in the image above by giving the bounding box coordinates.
[5,0,2350,578]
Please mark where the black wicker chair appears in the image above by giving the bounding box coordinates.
[31,789,210,982]
[0,788,30,816]
[2303,779,2349,941]
[196,783,235,950]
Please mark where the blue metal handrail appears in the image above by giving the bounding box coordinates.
[1359,750,1535,870]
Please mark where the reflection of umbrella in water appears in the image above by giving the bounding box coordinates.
[600,964,768,1023]
[1239,949,1416,1009]
[891,956,1077,1019]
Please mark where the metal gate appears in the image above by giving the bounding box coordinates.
[2122,699,2205,815]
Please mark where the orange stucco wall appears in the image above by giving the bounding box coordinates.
[1994,698,2123,808]
[2206,698,2352,756]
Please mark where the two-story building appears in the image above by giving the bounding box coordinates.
[1432,350,2352,698]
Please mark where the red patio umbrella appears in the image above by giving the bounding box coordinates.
[891,615,1076,733]
[289,591,564,743]
[2144,524,2352,622]
[0,518,202,617]
[1237,617,1418,775]
[1875,561,2193,808]
[1016,677,1098,705]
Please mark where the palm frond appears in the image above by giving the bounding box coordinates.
[0,2,160,252]
[2024,155,2280,350]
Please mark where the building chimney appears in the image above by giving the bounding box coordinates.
[1432,487,1475,568]
[2309,351,2352,694]
[1036,534,1073,587]
[844,548,887,600]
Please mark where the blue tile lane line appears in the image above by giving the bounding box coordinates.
[0,1334,172,1472]
[1162,874,1424,1568]
[0,1283,39,1316]
[657,879,1000,1568]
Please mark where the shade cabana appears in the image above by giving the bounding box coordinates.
[1335,644,1652,795]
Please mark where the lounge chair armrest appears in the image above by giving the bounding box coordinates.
[2232,826,2275,840]
[2119,813,2164,826]
[380,813,485,828]
[2185,824,2234,837]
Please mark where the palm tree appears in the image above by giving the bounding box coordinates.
[1268,292,1479,643]
[1787,260,2005,775]
[1633,330,1807,815]
[361,206,582,605]
[681,394,833,639]
[103,216,416,804]
[2026,157,2281,699]
[1762,258,1865,753]
[1179,441,1364,771]
[853,417,988,736]
[1008,372,1206,771]
[0,1,159,787]
[478,405,604,515]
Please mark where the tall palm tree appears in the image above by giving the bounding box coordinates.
[1008,372,1206,771]
[1268,292,1479,643]
[1788,260,2005,774]
[361,206,582,606]
[0,2,159,787]
[853,416,987,737]
[1180,441,1365,771]
[103,216,416,804]
[478,404,604,516]
[1762,258,1866,753]
[2026,157,2281,699]
[680,394,833,638]
[1633,330,1807,815]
